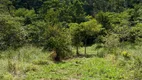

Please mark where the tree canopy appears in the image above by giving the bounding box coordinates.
[0,0,142,59]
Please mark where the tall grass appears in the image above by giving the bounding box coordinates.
[0,43,141,80]
[0,45,50,80]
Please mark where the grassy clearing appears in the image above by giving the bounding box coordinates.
[0,44,142,80]
[26,57,124,80]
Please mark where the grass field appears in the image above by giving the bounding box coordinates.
[0,44,142,80]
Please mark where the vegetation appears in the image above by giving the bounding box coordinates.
[0,0,142,80]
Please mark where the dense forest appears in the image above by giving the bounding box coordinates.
[0,0,142,80]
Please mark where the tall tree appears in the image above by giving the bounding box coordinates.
[80,19,102,54]
[69,18,102,55]
[10,0,44,12]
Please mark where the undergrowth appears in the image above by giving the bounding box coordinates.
[0,44,142,80]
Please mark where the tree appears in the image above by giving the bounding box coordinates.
[69,0,86,23]
[42,25,72,61]
[129,23,142,43]
[11,0,44,12]
[96,11,111,31]
[40,0,86,23]
[69,23,82,56]
[130,4,142,25]
[80,19,102,54]
[14,8,37,25]
[69,18,102,55]
[44,8,60,26]
[0,14,26,50]
[0,0,14,15]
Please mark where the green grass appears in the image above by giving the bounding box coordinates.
[26,57,124,80]
[0,44,142,80]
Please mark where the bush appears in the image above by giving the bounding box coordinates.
[7,60,17,75]
[103,33,120,55]
[2,72,13,80]
[133,57,142,80]
[43,25,72,61]
[121,51,131,59]
[129,23,142,43]
[103,33,120,48]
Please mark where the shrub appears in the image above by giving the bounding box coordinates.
[2,72,13,80]
[130,23,142,43]
[121,51,131,59]
[43,25,72,61]
[133,57,142,80]
[103,33,120,49]
[103,33,120,55]
[7,60,17,75]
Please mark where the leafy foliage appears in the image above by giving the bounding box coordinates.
[0,1,142,79]
[69,19,102,55]
[43,25,72,61]
[0,14,26,50]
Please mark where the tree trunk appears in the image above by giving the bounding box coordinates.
[84,39,87,55]
[76,46,79,56]
[85,46,87,55]
[55,53,61,62]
